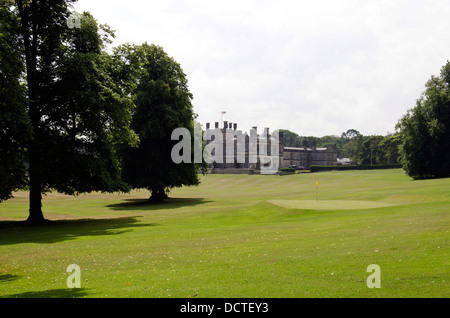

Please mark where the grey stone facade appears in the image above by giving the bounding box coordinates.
[204,122,337,172]
[281,144,338,169]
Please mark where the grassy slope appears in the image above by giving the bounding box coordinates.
[0,169,448,298]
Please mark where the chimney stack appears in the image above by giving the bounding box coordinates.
[206,122,210,130]
[302,139,308,149]
[215,122,219,129]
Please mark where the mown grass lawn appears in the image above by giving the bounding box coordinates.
[0,169,448,298]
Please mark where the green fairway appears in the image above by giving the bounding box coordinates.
[0,169,449,298]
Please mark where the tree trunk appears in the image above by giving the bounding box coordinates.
[25,87,45,223]
[18,2,45,224]
[27,142,45,224]
[27,184,44,224]
[149,187,168,203]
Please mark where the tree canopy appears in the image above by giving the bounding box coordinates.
[0,0,30,201]
[120,43,202,202]
[396,61,450,179]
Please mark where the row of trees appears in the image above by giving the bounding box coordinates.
[0,0,202,223]
[278,129,402,166]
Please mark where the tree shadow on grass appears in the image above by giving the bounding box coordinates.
[0,216,156,246]
[1,288,91,298]
[0,274,20,283]
[107,197,211,211]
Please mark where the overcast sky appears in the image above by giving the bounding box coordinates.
[74,0,450,137]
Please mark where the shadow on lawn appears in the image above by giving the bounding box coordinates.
[0,216,156,246]
[1,288,91,298]
[0,274,20,283]
[107,197,211,211]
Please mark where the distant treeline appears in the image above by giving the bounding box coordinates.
[274,129,401,165]
[310,164,402,172]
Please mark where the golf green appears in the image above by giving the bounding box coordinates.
[268,200,398,210]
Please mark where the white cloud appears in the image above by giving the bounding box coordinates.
[75,0,450,136]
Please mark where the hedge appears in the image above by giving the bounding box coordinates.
[309,164,402,172]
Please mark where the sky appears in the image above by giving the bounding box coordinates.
[74,0,450,137]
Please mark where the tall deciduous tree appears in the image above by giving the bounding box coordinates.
[3,1,138,223]
[341,129,363,163]
[396,61,450,179]
[44,12,139,196]
[378,133,401,165]
[121,43,202,202]
[359,135,384,165]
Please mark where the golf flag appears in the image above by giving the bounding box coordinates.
[316,181,319,200]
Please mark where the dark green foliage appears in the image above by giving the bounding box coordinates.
[273,129,302,147]
[397,61,450,179]
[0,0,30,201]
[378,134,402,165]
[359,135,384,165]
[43,12,138,195]
[340,130,363,163]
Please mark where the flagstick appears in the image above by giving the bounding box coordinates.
[316,181,319,201]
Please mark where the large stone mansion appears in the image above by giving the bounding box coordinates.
[204,121,337,172]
